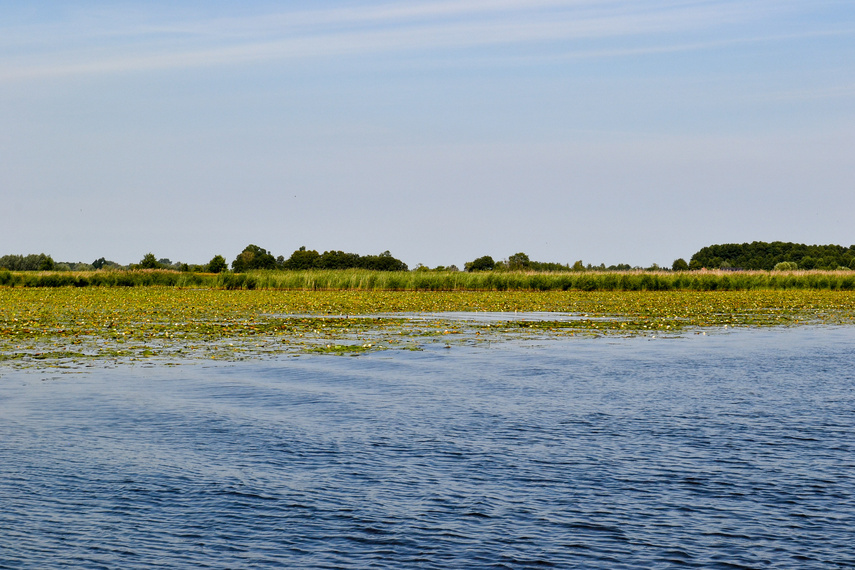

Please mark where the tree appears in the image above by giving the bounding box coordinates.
[318,250,360,269]
[689,241,855,271]
[0,254,55,271]
[283,246,321,270]
[672,258,689,271]
[464,255,495,272]
[819,256,839,270]
[207,255,228,273]
[38,255,55,271]
[361,251,408,271]
[232,244,277,272]
[281,247,407,271]
[507,252,531,271]
[139,253,160,269]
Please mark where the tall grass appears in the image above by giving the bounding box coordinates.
[2,269,855,291]
[0,269,209,288]
[233,269,855,291]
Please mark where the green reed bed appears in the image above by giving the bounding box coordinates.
[1,288,854,368]
[2,268,855,291]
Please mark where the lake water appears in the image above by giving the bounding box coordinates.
[1,326,853,568]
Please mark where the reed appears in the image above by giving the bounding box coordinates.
[234,269,855,291]
[1,269,855,291]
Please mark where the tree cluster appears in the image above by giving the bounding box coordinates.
[11,241,853,276]
[228,245,408,272]
[278,246,408,271]
[0,254,56,271]
[464,252,634,272]
[0,246,408,274]
[689,242,855,271]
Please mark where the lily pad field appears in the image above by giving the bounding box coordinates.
[2,287,854,368]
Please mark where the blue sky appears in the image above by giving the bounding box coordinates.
[2,1,854,268]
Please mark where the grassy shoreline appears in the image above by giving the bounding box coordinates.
[2,288,854,368]
[2,268,855,291]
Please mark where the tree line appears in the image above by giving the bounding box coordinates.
[0,254,58,272]
[229,245,408,272]
[0,245,409,274]
[4,241,855,274]
[463,252,634,272]
[688,242,855,271]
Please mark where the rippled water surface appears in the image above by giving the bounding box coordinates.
[1,327,854,568]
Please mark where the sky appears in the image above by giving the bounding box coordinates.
[2,1,854,268]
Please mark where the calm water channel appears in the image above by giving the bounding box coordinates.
[1,326,854,568]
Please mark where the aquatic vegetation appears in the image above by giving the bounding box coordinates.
[1,288,853,368]
[308,343,379,355]
[2,268,855,291]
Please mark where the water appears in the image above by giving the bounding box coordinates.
[1,327,854,568]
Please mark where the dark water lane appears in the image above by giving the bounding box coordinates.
[1,327,854,568]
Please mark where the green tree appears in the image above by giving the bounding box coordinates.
[689,241,855,271]
[360,251,408,271]
[672,258,689,271]
[318,250,361,269]
[0,254,55,271]
[464,255,495,272]
[283,247,321,270]
[207,255,228,273]
[232,244,277,272]
[819,256,839,270]
[507,252,531,271]
[139,253,160,269]
[38,254,55,271]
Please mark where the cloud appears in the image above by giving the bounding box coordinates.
[0,0,850,81]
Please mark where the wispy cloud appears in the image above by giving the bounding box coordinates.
[0,0,850,81]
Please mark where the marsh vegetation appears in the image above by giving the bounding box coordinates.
[2,268,855,291]
[1,287,853,368]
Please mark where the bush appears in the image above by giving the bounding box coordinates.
[773,261,798,271]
